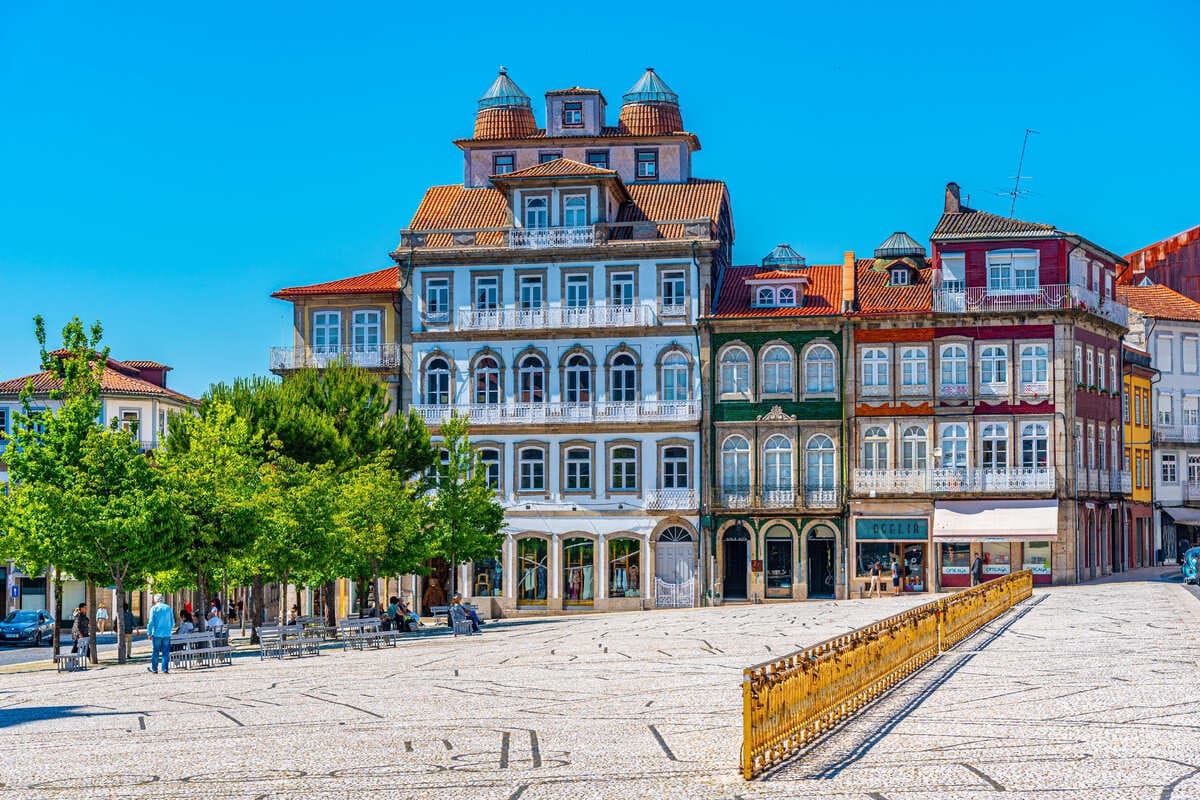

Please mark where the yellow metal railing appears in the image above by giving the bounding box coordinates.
[740,570,1034,779]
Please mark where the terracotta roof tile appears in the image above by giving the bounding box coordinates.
[405,185,509,247]
[491,158,617,180]
[932,208,1057,241]
[0,367,197,404]
[617,103,683,136]
[1116,284,1200,322]
[855,258,933,314]
[472,106,538,140]
[455,126,699,145]
[272,266,399,299]
[120,360,171,371]
[618,180,729,240]
[749,269,811,281]
[711,264,842,319]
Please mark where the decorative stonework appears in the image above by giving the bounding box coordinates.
[756,405,796,422]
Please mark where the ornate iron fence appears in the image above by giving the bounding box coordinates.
[740,570,1033,779]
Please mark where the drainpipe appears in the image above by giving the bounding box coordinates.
[840,319,851,600]
[690,239,709,606]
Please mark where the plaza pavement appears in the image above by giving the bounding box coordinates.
[0,580,1197,799]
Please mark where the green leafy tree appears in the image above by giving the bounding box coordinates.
[427,414,505,596]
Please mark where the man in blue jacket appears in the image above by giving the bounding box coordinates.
[145,594,175,674]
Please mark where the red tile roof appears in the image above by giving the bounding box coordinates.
[454,126,700,148]
[473,106,538,140]
[120,360,171,371]
[0,364,197,404]
[617,103,683,136]
[1125,224,1200,277]
[749,269,811,281]
[1116,284,1200,323]
[491,158,617,180]
[619,180,730,240]
[271,266,399,299]
[711,264,842,318]
[932,208,1056,241]
[855,258,933,314]
[405,185,509,248]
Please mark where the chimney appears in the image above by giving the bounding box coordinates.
[944,182,961,214]
[841,250,857,313]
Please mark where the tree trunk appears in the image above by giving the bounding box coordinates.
[114,571,126,665]
[323,580,336,628]
[449,552,457,597]
[51,569,62,659]
[250,574,264,645]
[279,571,289,625]
[372,562,380,617]
[87,581,98,664]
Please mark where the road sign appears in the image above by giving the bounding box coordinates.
[10,585,17,599]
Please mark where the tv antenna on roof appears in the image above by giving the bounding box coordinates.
[1005,128,1040,217]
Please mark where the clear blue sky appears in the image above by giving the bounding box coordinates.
[2,1,1197,397]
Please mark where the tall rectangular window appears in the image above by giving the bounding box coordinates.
[565,274,590,308]
[1086,423,1095,469]
[1184,396,1199,426]
[586,150,609,170]
[1159,391,1174,425]
[1184,336,1199,374]
[519,275,544,310]
[662,447,689,489]
[562,194,588,228]
[351,310,380,353]
[1157,335,1175,373]
[1110,353,1118,393]
[1188,455,1200,484]
[473,275,499,310]
[610,446,638,490]
[900,347,929,388]
[424,278,449,320]
[1163,453,1179,484]
[1085,348,1095,386]
[312,311,340,353]
[1074,345,1083,385]
[635,149,658,180]
[565,448,591,492]
[524,196,549,228]
[561,101,583,127]
[661,270,686,310]
[519,448,546,492]
[492,153,514,175]
[609,272,636,306]
[986,250,1039,292]
[981,424,1008,470]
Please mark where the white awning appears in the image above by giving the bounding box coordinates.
[933,500,1058,542]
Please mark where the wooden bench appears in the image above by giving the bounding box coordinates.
[169,632,233,669]
[54,653,87,672]
[257,625,322,659]
[336,617,398,651]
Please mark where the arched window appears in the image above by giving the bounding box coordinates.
[940,423,968,469]
[804,344,835,393]
[426,357,451,405]
[720,347,751,395]
[524,196,548,229]
[862,425,889,470]
[805,434,835,491]
[862,347,889,391]
[518,354,545,404]
[519,447,545,491]
[980,345,1009,386]
[610,353,638,403]
[761,345,793,395]
[901,425,928,469]
[763,435,793,491]
[477,447,501,489]
[900,347,929,389]
[981,423,1009,470]
[565,354,592,404]
[661,352,689,402]
[563,194,587,228]
[474,356,501,405]
[721,435,750,489]
[777,286,796,306]
[939,344,968,393]
[659,526,693,542]
[755,286,776,306]
[663,446,689,489]
[1020,344,1049,386]
[1021,422,1049,469]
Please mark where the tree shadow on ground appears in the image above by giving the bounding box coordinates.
[0,706,144,730]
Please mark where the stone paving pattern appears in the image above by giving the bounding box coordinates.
[0,582,1197,799]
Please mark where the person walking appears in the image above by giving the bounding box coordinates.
[970,553,984,587]
[121,606,135,660]
[96,603,109,634]
[868,561,882,598]
[890,558,901,596]
[145,594,174,675]
[71,603,91,668]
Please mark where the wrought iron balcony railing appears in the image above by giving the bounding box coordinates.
[455,303,657,331]
[932,283,1128,327]
[397,218,718,250]
[711,485,840,510]
[853,467,1055,494]
[411,400,700,426]
[269,344,401,371]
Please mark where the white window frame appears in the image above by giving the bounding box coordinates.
[523,196,549,229]
[939,344,969,395]
[900,425,928,470]
[519,447,546,492]
[1162,453,1179,484]
[1020,422,1049,469]
[719,346,751,397]
[662,446,689,490]
[610,446,639,491]
[861,347,889,392]
[979,345,1009,387]
[761,345,793,396]
[981,423,1009,470]
[862,426,889,470]
[805,434,836,491]
[804,344,836,394]
[562,193,588,228]
[940,423,968,469]
[721,435,751,490]
[564,447,592,492]
[900,346,929,390]
[312,310,341,353]
[986,249,1039,294]
[661,353,689,402]
[1157,335,1175,373]
[762,435,793,491]
[473,275,499,310]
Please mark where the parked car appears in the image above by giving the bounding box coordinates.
[1181,547,1200,585]
[0,609,55,646]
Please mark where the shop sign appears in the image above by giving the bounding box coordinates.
[855,518,928,541]
[942,566,969,575]
[1023,563,1052,575]
[983,564,1011,575]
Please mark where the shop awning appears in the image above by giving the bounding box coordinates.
[1163,507,1200,526]
[933,500,1058,542]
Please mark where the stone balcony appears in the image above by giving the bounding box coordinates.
[453,303,665,332]
[411,400,700,426]
[932,283,1128,328]
[397,218,718,250]
[1156,423,1200,444]
[853,467,1055,495]
[644,489,698,511]
[712,486,840,511]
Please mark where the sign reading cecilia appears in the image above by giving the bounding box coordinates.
[855,518,929,541]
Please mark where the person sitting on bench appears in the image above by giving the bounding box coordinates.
[449,594,483,633]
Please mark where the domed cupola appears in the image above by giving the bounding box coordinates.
[474,67,537,140]
[762,243,807,270]
[617,67,683,135]
[873,231,927,260]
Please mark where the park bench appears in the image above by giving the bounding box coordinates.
[296,615,337,640]
[54,652,87,672]
[169,632,233,669]
[257,625,322,659]
[431,602,481,627]
[337,617,398,651]
[448,605,477,638]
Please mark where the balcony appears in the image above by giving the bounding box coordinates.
[853,467,1055,494]
[712,485,840,511]
[510,225,595,249]
[1185,481,1200,503]
[270,344,401,372]
[455,303,658,332]
[397,218,719,250]
[410,400,700,426]
[1157,423,1200,444]
[644,489,698,511]
[932,284,1128,327]
[1116,470,1132,494]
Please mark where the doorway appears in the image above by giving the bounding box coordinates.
[764,529,793,599]
[807,535,835,598]
[722,525,750,600]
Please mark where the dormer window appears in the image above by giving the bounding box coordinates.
[562,101,583,127]
[756,287,775,306]
[890,268,910,286]
[751,283,803,308]
[778,287,796,305]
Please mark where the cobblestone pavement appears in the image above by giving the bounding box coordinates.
[0,583,1197,799]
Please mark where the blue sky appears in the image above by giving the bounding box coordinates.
[2,1,1197,397]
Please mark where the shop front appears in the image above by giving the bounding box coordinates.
[933,500,1058,587]
[850,515,931,596]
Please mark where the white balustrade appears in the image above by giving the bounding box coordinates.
[644,489,697,511]
[410,400,700,425]
[857,467,1054,494]
[932,283,1128,327]
[860,384,889,398]
[509,225,596,249]
[269,344,401,371]
[1157,424,1200,443]
[456,303,657,331]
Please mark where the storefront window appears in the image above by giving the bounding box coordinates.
[609,538,641,598]
[856,542,896,578]
[982,542,1011,575]
[517,538,548,604]
[902,543,926,592]
[765,529,793,598]
[563,537,594,605]
[472,554,503,597]
[941,543,971,575]
[1024,540,1052,584]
